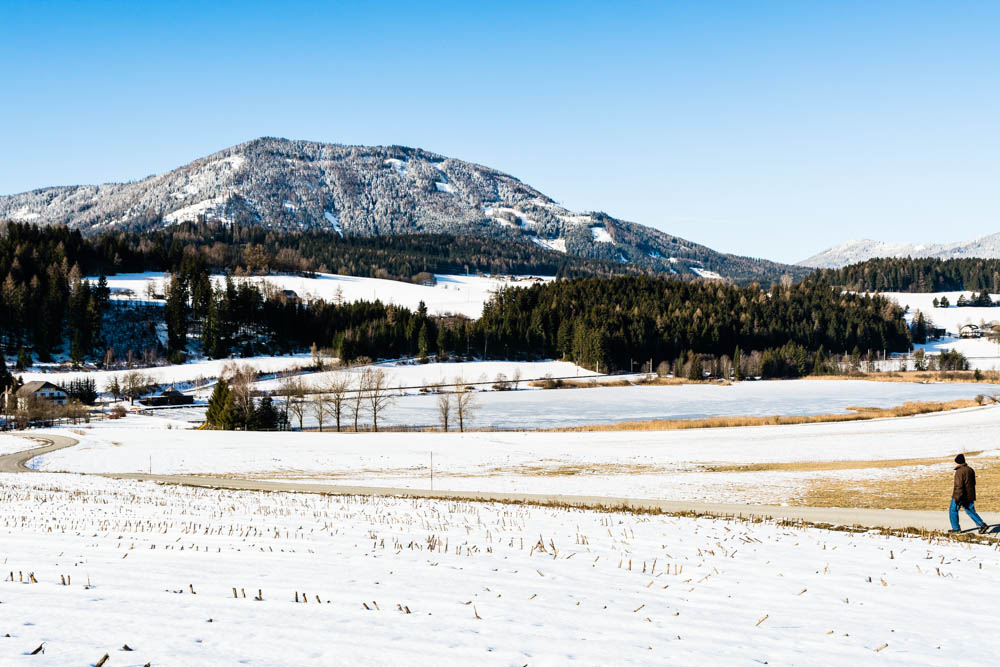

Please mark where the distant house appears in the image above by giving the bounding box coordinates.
[959,324,983,339]
[280,289,301,304]
[928,326,947,340]
[141,386,194,407]
[6,381,69,411]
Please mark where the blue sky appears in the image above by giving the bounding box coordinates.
[1,1,997,263]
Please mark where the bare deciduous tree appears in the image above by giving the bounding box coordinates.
[121,371,152,404]
[285,379,307,431]
[511,367,521,390]
[348,373,367,432]
[225,363,258,430]
[326,372,351,432]
[310,391,329,431]
[436,388,451,432]
[363,368,393,432]
[453,375,478,432]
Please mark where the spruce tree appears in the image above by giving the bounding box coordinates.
[417,323,430,359]
[0,347,12,391]
[205,380,234,430]
[733,348,742,381]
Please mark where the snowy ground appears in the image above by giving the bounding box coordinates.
[31,403,1000,505]
[883,291,1000,334]
[0,472,996,665]
[160,377,1000,431]
[90,271,553,319]
[0,434,38,455]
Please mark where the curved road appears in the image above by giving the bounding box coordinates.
[0,434,80,473]
[2,433,995,535]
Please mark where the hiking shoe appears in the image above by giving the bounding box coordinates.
[948,529,961,533]
[979,525,991,535]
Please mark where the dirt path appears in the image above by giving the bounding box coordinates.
[3,433,996,535]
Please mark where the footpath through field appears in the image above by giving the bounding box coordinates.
[2,434,996,535]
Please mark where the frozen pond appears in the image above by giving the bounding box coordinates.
[155,379,1000,429]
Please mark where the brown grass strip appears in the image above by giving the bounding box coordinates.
[806,370,1000,385]
[802,456,1000,512]
[703,452,984,474]
[549,399,980,432]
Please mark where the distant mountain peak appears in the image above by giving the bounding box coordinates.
[0,137,802,282]
[799,232,1000,268]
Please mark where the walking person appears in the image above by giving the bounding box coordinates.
[950,454,990,534]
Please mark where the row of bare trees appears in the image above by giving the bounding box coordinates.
[278,367,394,432]
[275,371,480,432]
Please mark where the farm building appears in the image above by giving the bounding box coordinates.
[4,381,69,411]
[141,386,194,407]
[960,324,984,338]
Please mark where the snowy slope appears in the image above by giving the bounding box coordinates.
[89,271,552,319]
[881,291,1000,368]
[800,232,1000,268]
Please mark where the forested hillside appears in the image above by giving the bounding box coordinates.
[2,224,911,380]
[72,221,644,281]
[470,277,912,374]
[811,257,1000,293]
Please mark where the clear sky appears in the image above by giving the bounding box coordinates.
[1,1,997,263]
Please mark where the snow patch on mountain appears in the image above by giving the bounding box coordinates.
[691,266,723,280]
[532,237,567,253]
[590,226,614,243]
[163,196,228,224]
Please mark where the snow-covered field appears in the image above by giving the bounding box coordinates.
[91,271,552,318]
[0,433,36,455]
[1,472,996,665]
[31,403,1000,504]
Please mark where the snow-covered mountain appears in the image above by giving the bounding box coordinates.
[0,137,802,282]
[799,233,1000,268]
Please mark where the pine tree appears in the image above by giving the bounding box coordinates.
[252,396,279,430]
[732,347,742,381]
[205,380,234,430]
[912,311,927,344]
[0,347,12,391]
[417,322,430,360]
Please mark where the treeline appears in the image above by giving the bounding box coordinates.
[0,223,112,361]
[3,220,641,284]
[463,277,911,374]
[811,257,1000,293]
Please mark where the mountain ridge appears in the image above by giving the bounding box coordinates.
[0,137,804,282]
[799,233,1000,268]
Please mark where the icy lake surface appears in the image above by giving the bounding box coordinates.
[162,379,1000,429]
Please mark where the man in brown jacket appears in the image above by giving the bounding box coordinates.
[950,454,989,534]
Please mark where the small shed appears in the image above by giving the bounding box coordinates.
[141,386,194,406]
